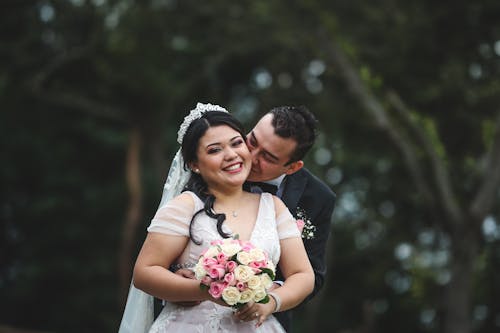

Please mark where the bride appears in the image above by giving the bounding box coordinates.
[119,103,314,332]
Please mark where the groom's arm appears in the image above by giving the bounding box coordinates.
[302,193,335,303]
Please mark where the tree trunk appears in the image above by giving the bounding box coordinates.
[149,133,169,202]
[118,127,143,305]
[443,226,478,333]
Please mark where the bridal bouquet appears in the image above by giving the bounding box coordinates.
[194,238,276,308]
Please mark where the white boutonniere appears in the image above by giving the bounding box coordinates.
[296,207,316,240]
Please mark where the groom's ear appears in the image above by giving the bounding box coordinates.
[284,160,304,175]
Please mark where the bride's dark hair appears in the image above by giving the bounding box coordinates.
[180,111,247,244]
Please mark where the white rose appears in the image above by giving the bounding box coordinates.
[194,264,207,280]
[249,248,266,262]
[247,275,262,290]
[222,286,241,306]
[236,251,252,265]
[260,273,273,289]
[220,243,242,257]
[266,261,276,274]
[253,288,267,302]
[234,265,255,282]
[239,289,255,304]
[204,246,220,258]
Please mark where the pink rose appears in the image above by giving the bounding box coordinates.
[249,260,266,269]
[225,260,237,272]
[203,257,218,270]
[201,276,213,286]
[217,252,228,264]
[236,281,247,291]
[208,281,226,299]
[241,242,254,252]
[210,239,224,246]
[296,219,305,232]
[208,264,226,279]
[248,261,265,273]
[223,272,236,285]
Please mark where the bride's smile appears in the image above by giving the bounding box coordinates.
[223,162,244,173]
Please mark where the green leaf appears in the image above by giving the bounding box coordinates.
[260,269,275,280]
[233,302,245,310]
[259,295,270,304]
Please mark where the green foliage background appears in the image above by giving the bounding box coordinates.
[1,1,500,332]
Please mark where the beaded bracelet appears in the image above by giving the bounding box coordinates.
[268,292,282,313]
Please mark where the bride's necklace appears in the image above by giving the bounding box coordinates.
[215,194,243,218]
[215,204,239,218]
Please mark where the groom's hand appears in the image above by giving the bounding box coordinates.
[172,268,201,307]
[175,268,196,279]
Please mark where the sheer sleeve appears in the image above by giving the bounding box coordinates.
[147,195,194,236]
[276,208,301,239]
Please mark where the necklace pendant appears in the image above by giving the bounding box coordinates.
[232,211,238,218]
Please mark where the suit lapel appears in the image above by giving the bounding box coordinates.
[281,169,308,215]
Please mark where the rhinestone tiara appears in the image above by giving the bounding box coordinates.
[177,102,228,144]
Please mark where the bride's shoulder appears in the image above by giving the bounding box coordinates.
[162,191,197,210]
[256,191,284,208]
[269,194,287,214]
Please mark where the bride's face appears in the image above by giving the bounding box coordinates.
[191,125,251,190]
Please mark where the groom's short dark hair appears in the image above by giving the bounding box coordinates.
[268,105,318,164]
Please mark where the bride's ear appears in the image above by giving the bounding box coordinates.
[188,162,200,174]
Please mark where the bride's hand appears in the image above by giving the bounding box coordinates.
[233,300,276,327]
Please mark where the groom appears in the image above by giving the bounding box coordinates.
[174,105,336,331]
[244,106,335,331]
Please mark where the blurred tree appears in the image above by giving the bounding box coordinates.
[289,1,500,332]
[1,1,499,333]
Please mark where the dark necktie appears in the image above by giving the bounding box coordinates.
[245,181,278,195]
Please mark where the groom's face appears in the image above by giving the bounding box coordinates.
[246,114,302,182]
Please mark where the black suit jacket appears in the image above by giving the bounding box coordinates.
[274,168,336,332]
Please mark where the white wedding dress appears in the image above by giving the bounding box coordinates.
[146,191,300,333]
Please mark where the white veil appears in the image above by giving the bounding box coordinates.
[118,149,190,333]
[118,103,228,333]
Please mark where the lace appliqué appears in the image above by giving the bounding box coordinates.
[148,305,183,333]
[207,307,228,331]
[170,262,196,271]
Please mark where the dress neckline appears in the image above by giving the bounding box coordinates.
[223,193,265,242]
[187,191,266,242]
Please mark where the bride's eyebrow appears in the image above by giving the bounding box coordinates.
[205,136,241,148]
[230,135,243,142]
